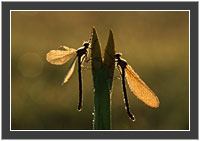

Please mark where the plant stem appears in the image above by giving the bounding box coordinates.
[91,27,115,130]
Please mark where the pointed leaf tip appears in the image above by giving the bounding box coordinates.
[109,29,113,34]
[91,27,102,69]
[103,29,116,89]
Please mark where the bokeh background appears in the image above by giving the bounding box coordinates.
[11,11,189,130]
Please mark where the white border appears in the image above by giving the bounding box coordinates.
[10,10,190,132]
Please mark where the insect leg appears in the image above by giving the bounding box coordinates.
[121,67,135,121]
[117,64,122,76]
[84,50,91,63]
[81,54,87,64]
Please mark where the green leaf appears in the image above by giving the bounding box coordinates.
[91,27,112,130]
[103,29,116,90]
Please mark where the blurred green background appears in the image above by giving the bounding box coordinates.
[11,11,189,130]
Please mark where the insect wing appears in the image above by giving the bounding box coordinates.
[58,45,72,51]
[46,47,76,65]
[61,56,77,85]
[125,65,159,108]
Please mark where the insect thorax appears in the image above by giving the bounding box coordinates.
[118,58,128,69]
[77,46,87,57]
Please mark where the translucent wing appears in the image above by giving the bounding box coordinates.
[46,47,76,65]
[125,65,159,108]
[61,56,77,85]
[57,45,72,51]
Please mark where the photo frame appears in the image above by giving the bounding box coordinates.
[2,1,198,139]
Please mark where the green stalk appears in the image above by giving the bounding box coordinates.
[91,27,115,130]
[103,30,116,89]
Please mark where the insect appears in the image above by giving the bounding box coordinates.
[115,53,159,121]
[46,41,90,111]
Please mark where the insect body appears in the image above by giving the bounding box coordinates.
[115,53,159,121]
[46,41,90,111]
